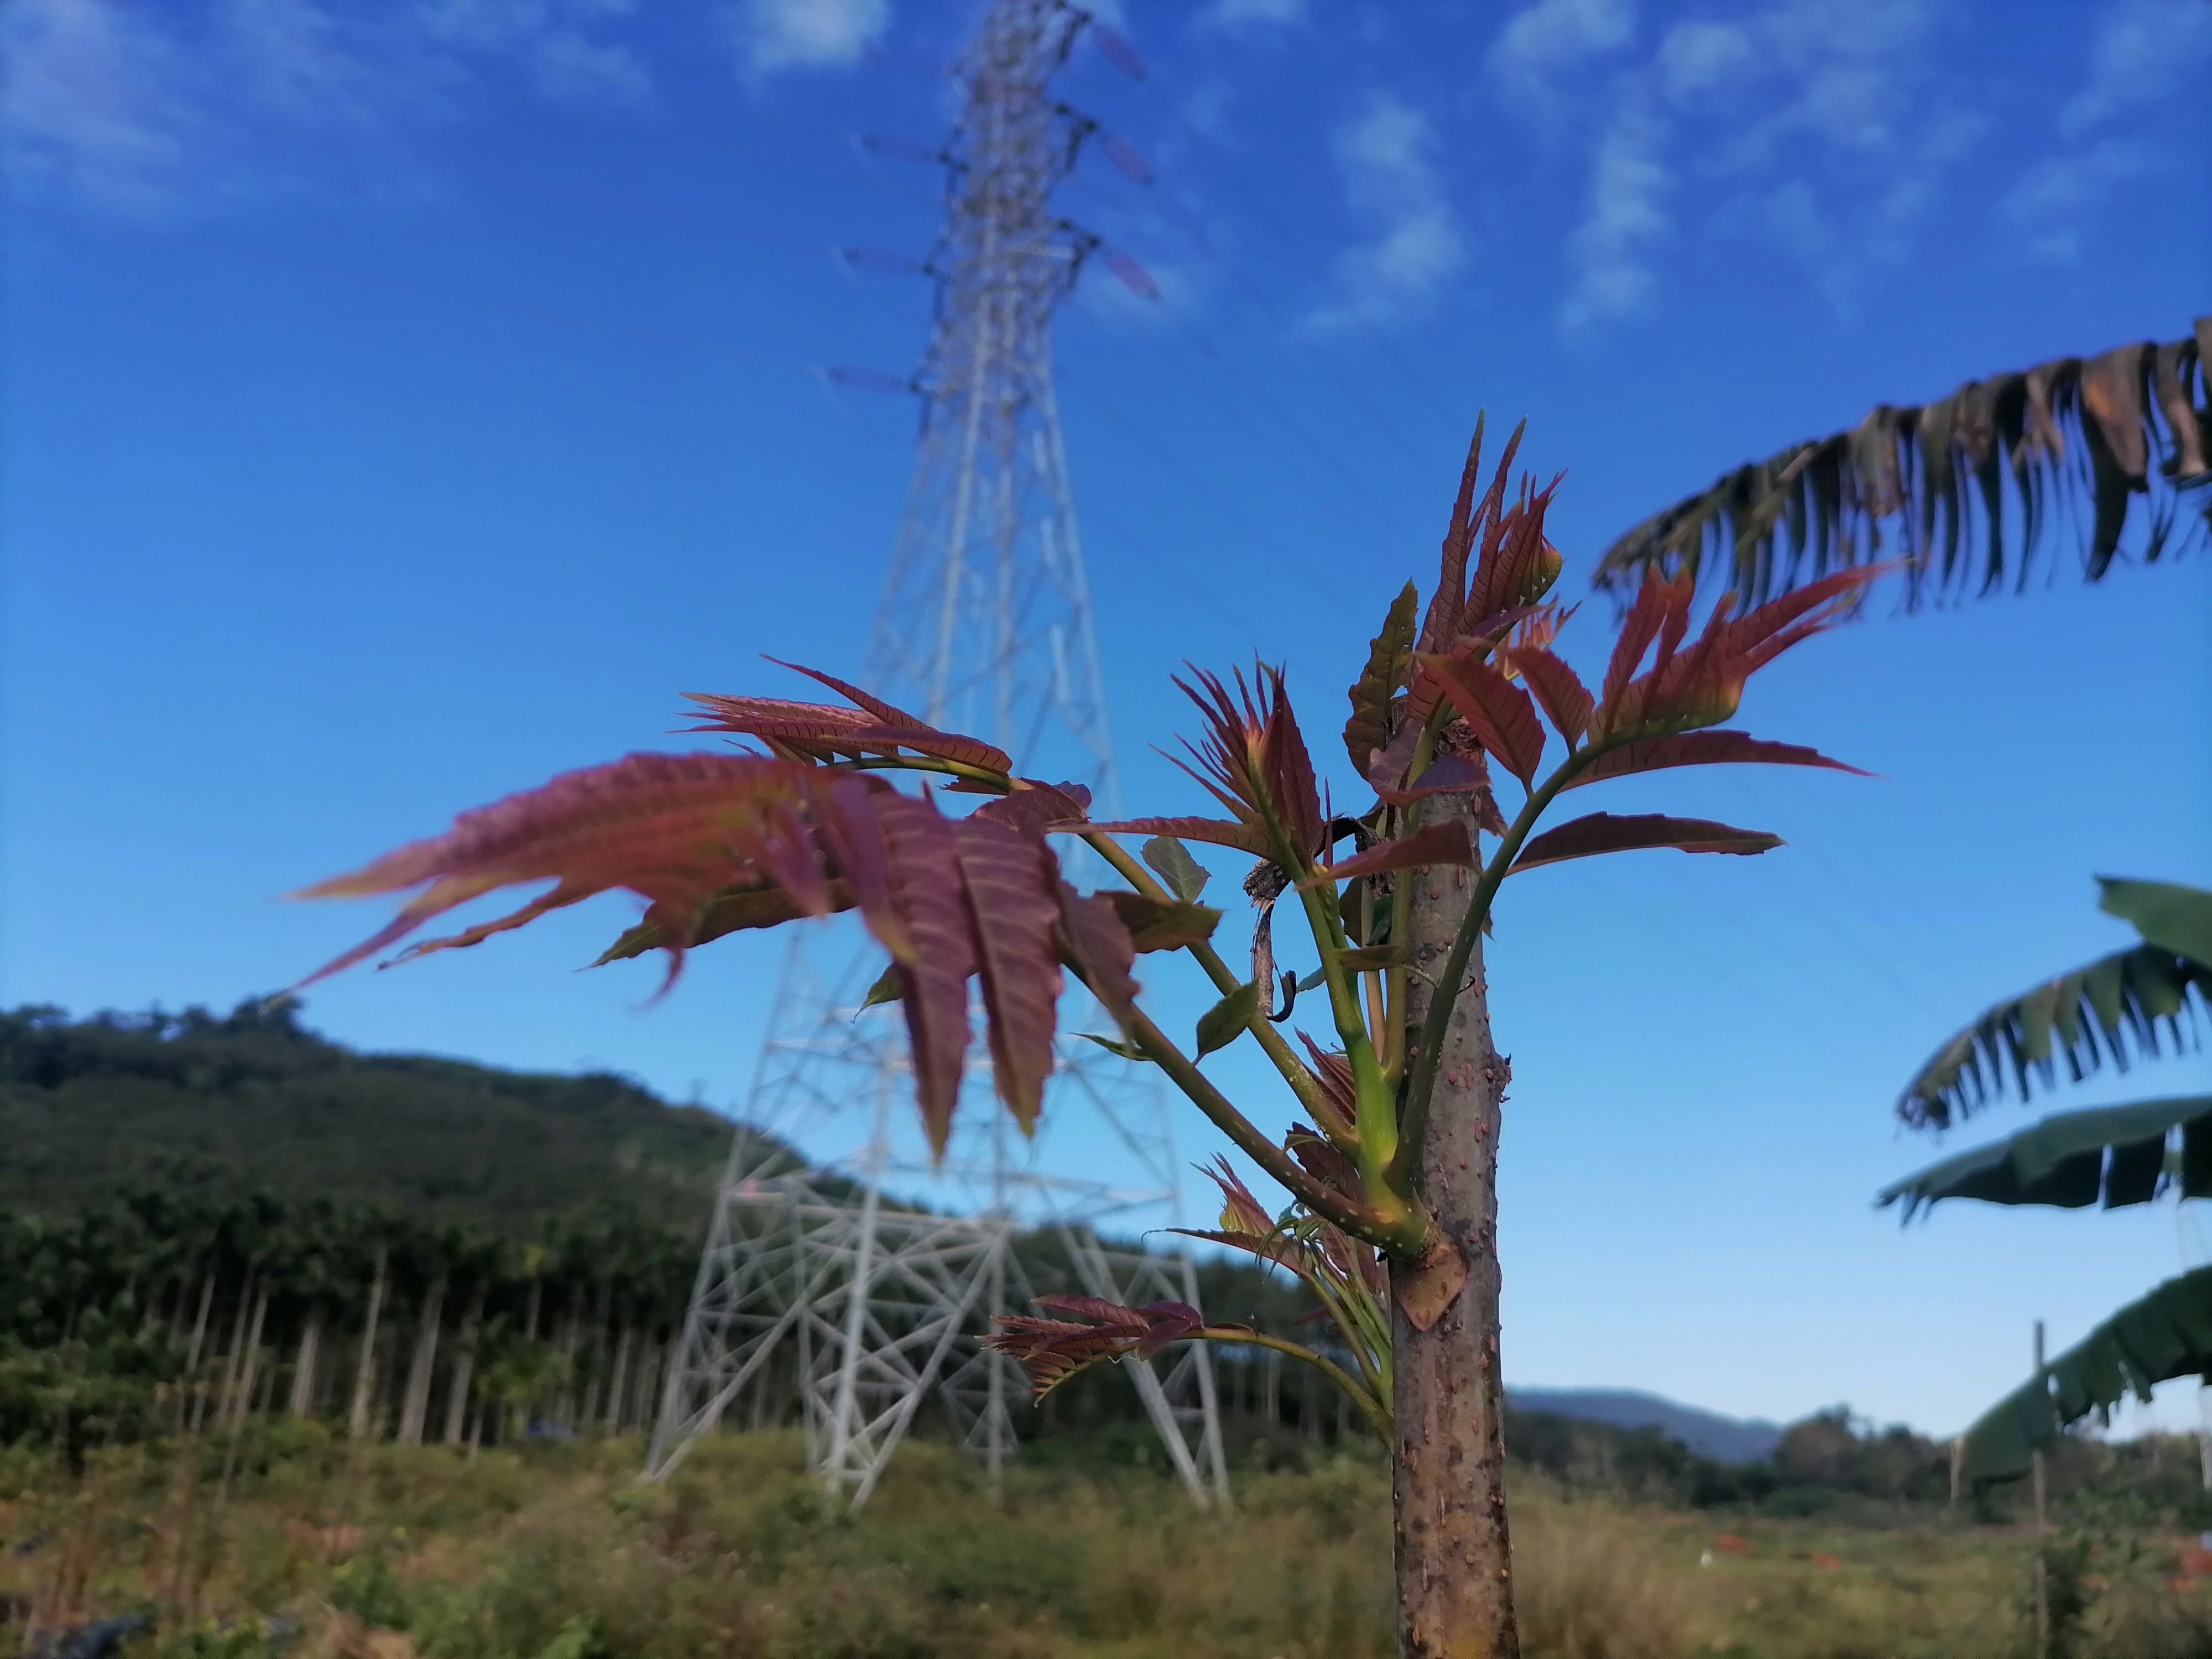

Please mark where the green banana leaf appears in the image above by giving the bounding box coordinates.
[1898,878,2212,1130]
[1879,1095,2212,1218]
[1962,1265,2212,1484]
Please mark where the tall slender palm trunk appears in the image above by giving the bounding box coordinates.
[398,1273,447,1446]
[1395,813,1518,1658]
[604,1322,635,1433]
[289,1306,324,1417]
[227,1283,270,1428]
[178,1269,216,1431]
[348,1245,389,1442]
[444,1286,486,1446]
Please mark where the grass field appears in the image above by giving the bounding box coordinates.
[7,1427,2212,1659]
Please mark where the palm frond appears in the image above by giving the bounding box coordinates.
[1595,321,2211,607]
[1879,1094,2212,1219]
[1961,1264,2212,1485]
[1898,943,2211,1129]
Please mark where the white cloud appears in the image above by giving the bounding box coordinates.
[731,0,889,75]
[1305,92,1464,331]
[1996,0,2210,263]
[1525,0,2000,328]
[1,0,194,212]
[1656,19,1752,102]
[1560,93,1671,329]
[2003,137,2151,262]
[1488,0,1635,102]
[420,0,652,108]
[2060,0,2212,136]
[1202,0,1306,26]
[0,0,655,216]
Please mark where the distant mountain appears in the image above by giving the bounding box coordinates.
[1506,1387,1783,1464]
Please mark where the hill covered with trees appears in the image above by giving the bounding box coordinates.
[0,1001,739,1236]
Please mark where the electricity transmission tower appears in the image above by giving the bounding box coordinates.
[646,0,1228,1510]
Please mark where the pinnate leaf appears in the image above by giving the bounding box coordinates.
[1564,729,1870,789]
[1498,645,1594,747]
[594,878,849,965]
[1371,752,1490,806]
[1079,816,1272,857]
[971,780,1092,836]
[1344,581,1418,770]
[988,1297,1207,1394]
[1510,812,1782,874]
[1195,981,1261,1058]
[294,744,1093,1164]
[1421,650,1546,787]
[1141,835,1212,901]
[953,818,1063,1135]
[875,797,979,1155]
[1314,820,1477,884]
[1056,886,1140,1031]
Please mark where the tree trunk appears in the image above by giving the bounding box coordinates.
[398,1273,446,1446]
[604,1322,634,1434]
[290,1306,324,1417]
[348,1245,389,1442]
[228,1283,270,1428]
[444,1286,485,1446]
[197,1272,253,1436]
[1395,826,1518,1659]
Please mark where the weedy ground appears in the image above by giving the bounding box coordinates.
[3,1428,2209,1659]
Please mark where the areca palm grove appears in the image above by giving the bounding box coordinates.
[0,1187,696,1465]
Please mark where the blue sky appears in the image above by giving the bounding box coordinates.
[4,0,2209,1437]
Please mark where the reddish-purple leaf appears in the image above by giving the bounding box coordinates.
[1599,571,1685,712]
[1510,812,1782,874]
[1593,565,1885,740]
[841,723,1014,773]
[1286,1124,1361,1202]
[1420,651,1547,788]
[1562,730,1872,790]
[1465,469,1563,622]
[1260,681,1324,858]
[1076,816,1272,857]
[970,780,1092,835]
[874,796,977,1156]
[1362,716,1426,799]
[1498,645,1595,747]
[1169,666,1324,858]
[1034,1294,1151,1328]
[289,753,830,992]
[1199,1155,1276,1235]
[1129,1300,1206,1355]
[1295,1032,1359,1145]
[816,776,909,958]
[1056,885,1140,1030]
[989,1296,1207,1393]
[1417,418,1489,658]
[1313,819,1477,883]
[1372,751,1489,806]
[764,656,924,729]
[953,818,1062,1135]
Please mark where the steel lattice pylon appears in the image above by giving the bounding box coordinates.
[645,0,1228,1509]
